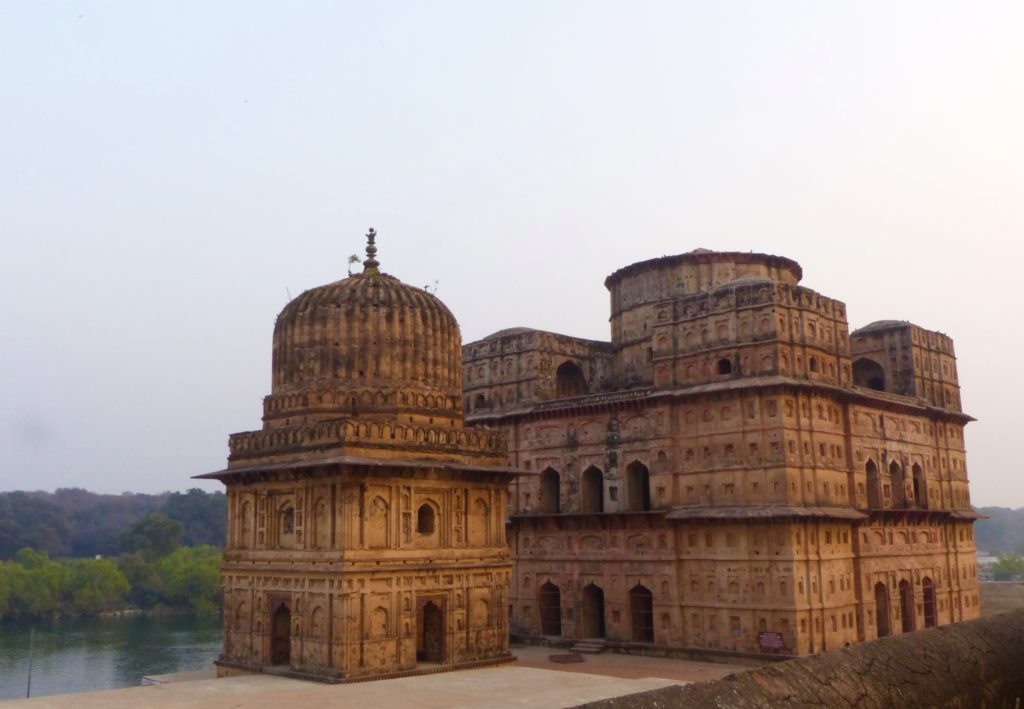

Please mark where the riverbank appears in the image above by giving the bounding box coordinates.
[0,614,221,701]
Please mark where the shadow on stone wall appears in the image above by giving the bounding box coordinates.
[576,609,1024,709]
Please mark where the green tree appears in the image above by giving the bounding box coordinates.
[6,549,70,617]
[154,545,222,613]
[67,558,130,614]
[117,552,165,608]
[992,553,1024,581]
[120,513,184,559]
[0,562,12,617]
[160,489,227,547]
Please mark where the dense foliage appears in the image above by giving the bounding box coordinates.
[0,487,225,619]
[975,507,1024,554]
[992,554,1024,581]
[0,545,222,620]
[0,488,226,560]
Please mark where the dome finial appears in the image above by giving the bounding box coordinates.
[363,227,380,274]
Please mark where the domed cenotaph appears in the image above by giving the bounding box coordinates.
[198,230,519,682]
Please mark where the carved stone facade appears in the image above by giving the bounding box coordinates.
[464,249,980,657]
[200,232,517,681]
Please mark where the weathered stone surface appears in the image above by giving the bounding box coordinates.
[465,249,980,658]
[574,609,1024,708]
[199,232,518,681]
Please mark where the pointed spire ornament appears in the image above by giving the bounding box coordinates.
[363,227,380,274]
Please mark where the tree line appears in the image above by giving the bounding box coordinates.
[0,511,221,620]
[0,487,226,619]
[975,507,1024,555]
[0,487,226,560]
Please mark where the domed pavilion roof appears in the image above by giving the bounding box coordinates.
[265,229,463,428]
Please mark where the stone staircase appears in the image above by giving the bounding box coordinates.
[570,639,607,654]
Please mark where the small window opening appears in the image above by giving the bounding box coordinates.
[417,504,436,535]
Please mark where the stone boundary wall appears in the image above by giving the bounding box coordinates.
[576,609,1024,709]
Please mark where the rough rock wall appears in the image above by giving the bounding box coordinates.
[576,609,1024,709]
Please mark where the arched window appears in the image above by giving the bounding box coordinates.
[866,460,881,509]
[875,582,891,637]
[278,503,297,548]
[555,361,587,397]
[540,468,560,514]
[889,460,906,508]
[853,358,886,391]
[809,356,819,373]
[912,463,926,508]
[581,466,604,513]
[717,358,732,375]
[625,461,651,512]
[922,577,937,628]
[629,585,654,643]
[899,579,915,633]
[417,504,436,535]
[473,393,487,411]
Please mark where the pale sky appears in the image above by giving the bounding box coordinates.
[1,2,1022,507]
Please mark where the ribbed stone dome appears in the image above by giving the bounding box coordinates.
[263,230,463,428]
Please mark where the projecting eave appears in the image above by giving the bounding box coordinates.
[468,376,975,425]
[194,453,531,483]
[665,505,868,521]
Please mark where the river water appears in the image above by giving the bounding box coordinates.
[0,615,222,700]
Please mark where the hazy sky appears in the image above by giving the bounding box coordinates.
[1,2,1022,507]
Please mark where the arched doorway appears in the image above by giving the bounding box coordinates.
[629,584,654,643]
[625,461,651,512]
[581,584,605,639]
[866,460,881,509]
[418,601,444,663]
[922,577,937,628]
[899,579,915,633]
[874,582,891,638]
[581,467,604,513]
[540,468,560,514]
[538,582,562,636]
[271,602,292,665]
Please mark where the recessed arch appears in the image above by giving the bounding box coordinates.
[417,503,437,535]
[890,460,906,508]
[555,361,587,398]
[866,459,881,509]
[922,577,937,628]
[581,583,606,638]
[538,581,562,636]
[625,461,651,512]
[875,582,891,638]
[629,584,654,643]
[899,579,915,633]
[853,358,886,391]
[581,466,604,513]
[540,468,560,514]
[271,602,292,665]
[912,463,926,508]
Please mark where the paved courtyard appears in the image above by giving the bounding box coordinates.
[4,649,753,708]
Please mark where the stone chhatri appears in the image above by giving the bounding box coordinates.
[199,229,518,681]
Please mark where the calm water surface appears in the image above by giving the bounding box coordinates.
[0,615,222,700]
